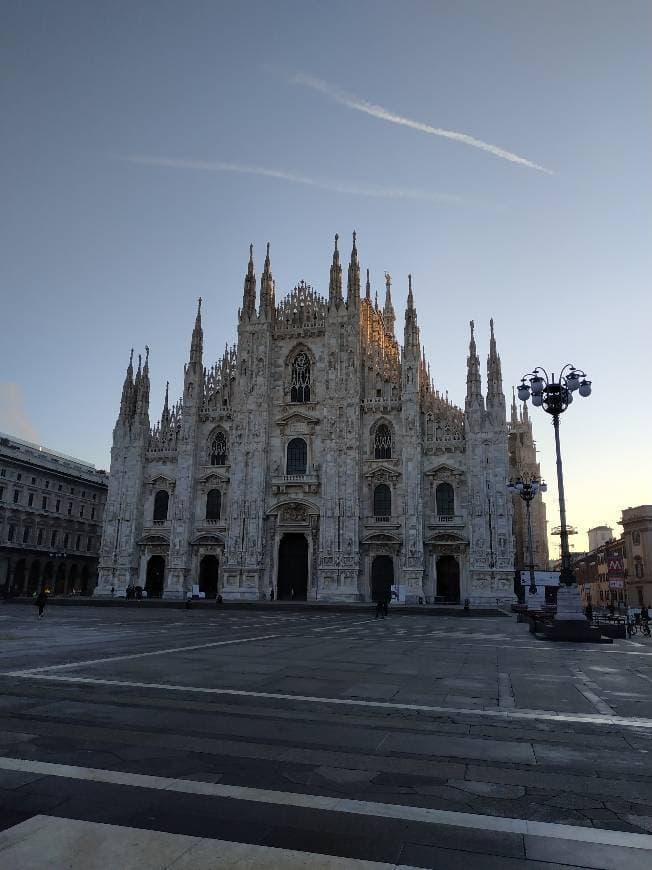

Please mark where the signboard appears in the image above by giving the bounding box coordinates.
[607,556,625,576]
[520,571,560,588]
[608,578,625,590]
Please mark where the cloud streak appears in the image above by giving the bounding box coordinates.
[0,382,39,442]
[121,155,464,204]
[293,73,554,175]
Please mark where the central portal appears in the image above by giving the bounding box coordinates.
[277,534,308,600]
[371,555,394,602]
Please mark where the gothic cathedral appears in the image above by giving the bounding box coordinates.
[97,234,544,604]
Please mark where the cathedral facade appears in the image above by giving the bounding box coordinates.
[97,234,529,605]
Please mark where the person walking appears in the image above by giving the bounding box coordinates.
[35,589,47,619]
[375,595,385,619]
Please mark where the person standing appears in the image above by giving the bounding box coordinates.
[35,589,47,619]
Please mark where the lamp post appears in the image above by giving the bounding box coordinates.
[507,476,547,595]
[517,366,594,638]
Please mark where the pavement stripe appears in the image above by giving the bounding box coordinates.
[9,670,652,729]
[6,634,279,674]
[1,756,652,852]
[0,815,407,869]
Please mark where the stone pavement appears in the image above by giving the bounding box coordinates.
[1,604,652,868]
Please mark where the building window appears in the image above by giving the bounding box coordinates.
[0,469,5,477]
[0,486,4,500]
[75,535,81,551]
[635,558,645,579]
[210,432,228,466]
[206,489,222,521]
[8,525,15,542]
[87,536,93,552]
[56,499,60,513]
[68,502,73,516]
[373,424,392,460]
[28,493,34,507]
[17,473,22,482]
[13,489,19,504]
[91,507,95,519]
[153,490,169,522]
[45,480,49,489]
[23,526,31,544]
[42,496,48,511]
[51,530,57,547]
[63,533,69,548]
[37,528,43,546]
[31,477,36,485]
[70,487,74,494]
[436,482,455,517]
[290,352,311,403]
[80,506,84,518]
[58,484,62,492]
[286,438,307,475]
[374,484,392,517]
[92,493,96,501]
[82,491,85,498]
[633,531,641,545]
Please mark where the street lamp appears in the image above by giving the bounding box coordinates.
[507,476,547,595]
[518,365,593,636]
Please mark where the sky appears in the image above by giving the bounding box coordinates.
[1,0,651,554]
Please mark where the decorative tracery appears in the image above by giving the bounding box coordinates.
[210,432,228,466]
[290,352,311,403]
[374,424,392,460]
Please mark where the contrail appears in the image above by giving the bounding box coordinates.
[293,73,554,175]
[121,155,464,204]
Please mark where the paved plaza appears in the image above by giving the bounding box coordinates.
[1,606,652,868]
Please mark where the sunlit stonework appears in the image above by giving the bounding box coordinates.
[97,234,546,604]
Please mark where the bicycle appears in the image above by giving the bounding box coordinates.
[627,620,651,638]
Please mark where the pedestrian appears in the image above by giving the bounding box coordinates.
[585,602,593,623]
[110,586,115,597]
[270,587,275,601]
[375,596,385,620]
[608,602,615,620]
[641,605,650,624]
[35,589,47,619]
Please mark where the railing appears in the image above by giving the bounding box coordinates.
[365,515,400,526]
[271,473,319,484]
[432,514,465,525]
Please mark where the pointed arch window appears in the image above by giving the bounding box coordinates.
[436,482,455,517]
[374,483,392,517]
[210,432,227,466]
[290,352,311,403]
[206,489,221,521]
[374,424,392,460]
[153,490,169,522]
[286,438,307,475]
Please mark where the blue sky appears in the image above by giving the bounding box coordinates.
[2,1,650,552]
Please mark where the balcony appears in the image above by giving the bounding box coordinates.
[364,515,401,530]
[428,514,465,529]
[271,472,320,495]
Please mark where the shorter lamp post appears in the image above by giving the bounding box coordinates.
[517,365,593,637]
[507,476,547,595]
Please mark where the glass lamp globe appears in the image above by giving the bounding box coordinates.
[566,371,581,391]
[579,380,592,397]
[517,384,530,401]
[530,375,545,396]
[531,393,543,407]
[566,390,573,404]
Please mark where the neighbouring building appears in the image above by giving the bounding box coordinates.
[620,505,652,607]
[97,234,546,604]
[588,525,613,552]
[575,536,626,609]
[0,432,108,595]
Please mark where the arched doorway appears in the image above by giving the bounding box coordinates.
[145,556,165,598]
[68,564,79,594]
[54,563,66,594]
[277,534,308,600]
[14,560,26,594]
[436,555,460,603]
[80,564,91,596]
[27,561,41,594]
[371,555,394,602]
[199,555,219,599]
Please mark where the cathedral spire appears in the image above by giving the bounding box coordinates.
[365,268,371,301]
[119,348,134,420]
[346,230,360,307]
[383,271,395,337]
[189,297,203,367]
[241,244,256,319]
[486,317,505,415]
[328,233,343,308]
[403,274,420,354]
[161,380,170,429]
[259,242,273,316]
[465,319,484,413]
[511,385,519,425]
